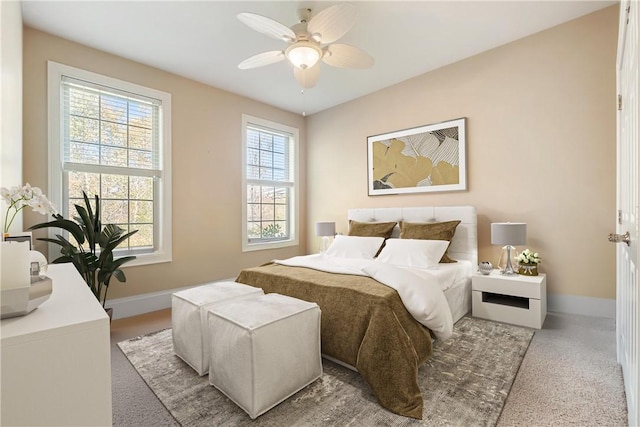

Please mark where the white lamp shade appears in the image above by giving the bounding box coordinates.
[286,42,321,69]
[315,222,336,237]
[491,222,526,246]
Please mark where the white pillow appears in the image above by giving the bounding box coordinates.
[376,239,449,269]
[324,235,385,259]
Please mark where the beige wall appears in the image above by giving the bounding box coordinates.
[306,6,618,300]
[1,1,23,231]
[22,27,307,299]
[21,5,618,302]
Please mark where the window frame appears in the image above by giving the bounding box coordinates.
[47,61,172,266]
[241,114,299,252]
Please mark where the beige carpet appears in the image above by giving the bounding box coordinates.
[118,316,533,426]
[497,312,628,426]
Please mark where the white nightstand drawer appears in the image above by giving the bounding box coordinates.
[472,271,545,299]
[472,291,544,329]
[471,271,547,329]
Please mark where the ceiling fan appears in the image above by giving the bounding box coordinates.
[237,4,374,89]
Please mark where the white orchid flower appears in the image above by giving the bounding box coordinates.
[0,187,11,204]
[2,183,57,233]
[32,186,43,198]
[31,198,51,215]
[21,183,33,199]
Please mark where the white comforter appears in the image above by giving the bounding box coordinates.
[274,254,454,341]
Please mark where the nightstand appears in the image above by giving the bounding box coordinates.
[472,270,546,329]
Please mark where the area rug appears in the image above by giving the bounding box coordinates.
[118,316,534,426]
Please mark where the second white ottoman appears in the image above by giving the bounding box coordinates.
[207,293,322,419]
[172,281,263,375]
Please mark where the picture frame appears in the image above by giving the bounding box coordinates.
[367,117,467,195]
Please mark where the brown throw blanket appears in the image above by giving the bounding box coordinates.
[236,263,432,419]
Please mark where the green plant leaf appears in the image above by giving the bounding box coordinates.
[103,229,138,254]
[29,218,86,245]
[74,204,95,252]
[97,269,112,286]
[99,224,124,248]
[82,191,94,225]
[82,192,101,239]
[37,236,71,248]
[112,269,126,282]
[111,256,136,269]
[50,256,74,264]
[93,194,101,235]
[98,250,114,268]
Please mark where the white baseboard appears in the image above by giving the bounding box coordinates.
[547,293,616,319]
[107,285,617,321]
[105,278,236,320]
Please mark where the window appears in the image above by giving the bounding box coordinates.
[242,115,298,251]
[47,62,172,265]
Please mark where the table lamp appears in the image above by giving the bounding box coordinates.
[491,222,526,275]
[315,221,335,253]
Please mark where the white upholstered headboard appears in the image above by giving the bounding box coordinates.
[347,206,478,267]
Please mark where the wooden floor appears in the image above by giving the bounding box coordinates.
[110,308,172,344]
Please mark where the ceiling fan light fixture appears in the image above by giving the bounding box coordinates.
[237,4,373,89]
[286,42,322,70]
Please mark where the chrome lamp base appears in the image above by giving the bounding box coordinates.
[320,236,331,253]
[500,245,519,276]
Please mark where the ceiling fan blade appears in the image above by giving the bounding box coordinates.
[293,63,320,89]
[322,44,374,69]
[238,51,286,69]
[237,12,296,42]
[307,3,357,44]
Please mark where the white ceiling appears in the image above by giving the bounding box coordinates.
[21,1,616,116]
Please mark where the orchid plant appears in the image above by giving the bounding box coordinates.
[1,183,57,234]
[516,248,541,265]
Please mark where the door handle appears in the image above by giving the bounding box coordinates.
[608,231,631,246]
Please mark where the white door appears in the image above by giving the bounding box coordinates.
[615,1,639,425]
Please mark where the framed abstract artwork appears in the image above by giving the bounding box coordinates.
[367,117,467,195]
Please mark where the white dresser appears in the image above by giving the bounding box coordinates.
[1,263,112,426]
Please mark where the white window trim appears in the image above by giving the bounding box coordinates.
[47,61,172,266]
[241,114,299,252]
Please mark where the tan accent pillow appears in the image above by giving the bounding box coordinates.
[348,220,397,238]
[398,220,461,263]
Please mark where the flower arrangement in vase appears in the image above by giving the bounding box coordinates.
[515,248,541,276]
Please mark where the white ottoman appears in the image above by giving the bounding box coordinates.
[172,281,263,376]
[207,293,322,419]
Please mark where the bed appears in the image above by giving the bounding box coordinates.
[236,206,477,419]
